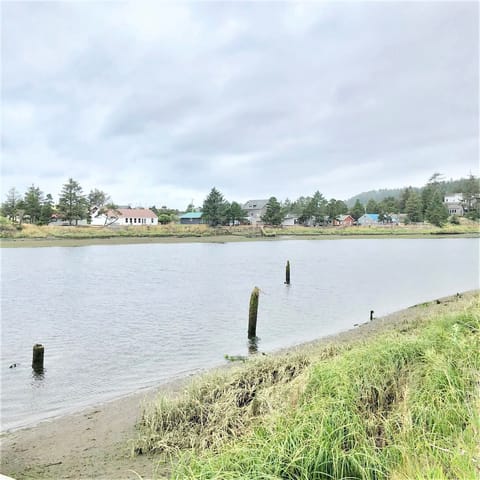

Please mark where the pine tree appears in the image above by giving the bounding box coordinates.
[57,178,88,225]
[350,199,365,220]
[261,197,284,225]
[202,187,228,226]
[405,191,423,222]
[24,184,44,224]
[425,190,449,226]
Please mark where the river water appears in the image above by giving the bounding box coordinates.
[1,238,478,431]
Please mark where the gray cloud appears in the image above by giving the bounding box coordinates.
[1,1,478,209]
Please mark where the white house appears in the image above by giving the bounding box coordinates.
[91,207,158,226]
[281,214,299,226]
[444,193,463,204]
[444,193,465,216]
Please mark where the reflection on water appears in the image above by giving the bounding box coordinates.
[31,368,46,384]
[1,238,478,430]
[248,337,259,355]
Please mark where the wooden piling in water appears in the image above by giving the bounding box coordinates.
[370,310,374,321]
[32,343,44,372]
[248,287,260,339]
[285,260,290,285]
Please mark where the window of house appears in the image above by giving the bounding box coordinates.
[125,218,128,223]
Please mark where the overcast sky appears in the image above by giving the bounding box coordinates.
[1,1,478,209]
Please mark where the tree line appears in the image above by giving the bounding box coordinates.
[2,173,479,228]
[1,179,117,226]
[201,174,479,227]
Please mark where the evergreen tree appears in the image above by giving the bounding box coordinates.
[202,187,228,226]
[226,201,247,225]
[350,199,365,220]
[462,174,480,213]
[261,197,284,225]
[326,199,348,223]
[39,194,54,225]
[57,178,88,225]
[300,191,327,225]
[365,199,379,214]
[405,191,423,222]
[1,187,24,221]
[425,190,449,226]
[24,184,44,224]
[88,189,110,211]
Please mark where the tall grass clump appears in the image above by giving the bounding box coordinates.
[172,298,479,479]
[134,354,311,456]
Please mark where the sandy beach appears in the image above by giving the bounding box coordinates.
[1,290,478,480]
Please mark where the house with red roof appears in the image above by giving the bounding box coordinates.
[91,207,158,227]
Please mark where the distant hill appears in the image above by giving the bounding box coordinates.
[346,188,419,207]
[346,176,478,207]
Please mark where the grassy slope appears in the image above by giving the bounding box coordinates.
[135,296,479,479]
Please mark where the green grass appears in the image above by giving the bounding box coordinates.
[135,297,479,479]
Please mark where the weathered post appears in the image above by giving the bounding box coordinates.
[285,260,291,285]
[248,287,260,339]
[370,310,374,321]
[32,343,44,372]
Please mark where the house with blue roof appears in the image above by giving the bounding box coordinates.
[357,213,379,226]
[179,211,204,225]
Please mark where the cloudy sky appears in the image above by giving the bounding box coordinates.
[1,1,478,209]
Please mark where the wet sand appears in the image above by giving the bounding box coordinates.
[1,290,478,480]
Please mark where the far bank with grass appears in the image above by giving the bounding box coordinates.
[1,220,478,248]
[135,293,480,479]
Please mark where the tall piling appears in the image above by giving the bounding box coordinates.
[32,343,44,372]
[248,287,260,339]
[285,260,290,285]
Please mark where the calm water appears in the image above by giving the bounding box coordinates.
[1,238,479,431]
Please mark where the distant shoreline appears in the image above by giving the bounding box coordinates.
[1,231,479,248]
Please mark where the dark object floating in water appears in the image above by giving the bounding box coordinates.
[9,363,18,368]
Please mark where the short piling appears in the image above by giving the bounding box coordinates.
[248,287,260,339]
[285,260,290,285]
[370,310,374,321]
[32,343,44,372]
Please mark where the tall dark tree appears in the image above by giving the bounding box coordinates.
[39,194,54,225]
[24,184,44,224]
[227,201,247,225]
[399,187,414,213]
[365,199,379,214]
[422,173,445,216]
[302,191,327,225]
[350,199,365,220]
[202,187,228,226]
[425,190,449,227]
[290,196,310,216]
[57,178,88,225]
[261,197,284,226]
[326,199,348,223]
[405,191,423,222]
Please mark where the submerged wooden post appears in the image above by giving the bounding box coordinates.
[32,343,44,372]
[248,287,260,339]
[285,260,290,285]
[370,310,374,321]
